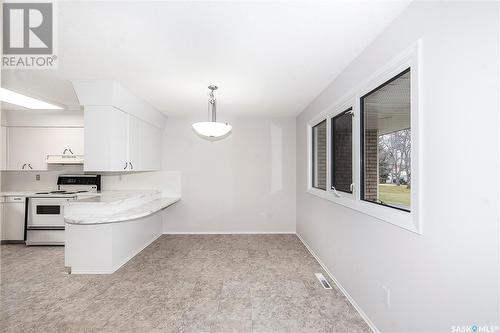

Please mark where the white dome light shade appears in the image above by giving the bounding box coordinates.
[192,121,232,138]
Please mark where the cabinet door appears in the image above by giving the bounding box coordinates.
[47,128,84,156]
[84,106,128,171]
[0,202,4,240]
[1,126,7,170]
[127,115,142,171]
[3,201,25,241]
[7,127,49,170]
[141,121,162,171]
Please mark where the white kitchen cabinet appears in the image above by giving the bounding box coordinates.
[7,127,50,170]
[47,127,85,156]
[84,106,128,171]
[84,106,162,172]
[1,126,7,170]
[127,115,142,171]
[6,126,84,170]
[141,121,162,170]
[1,196,25,241]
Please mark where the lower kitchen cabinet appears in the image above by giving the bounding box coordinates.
[1,196,26,242]
[1,126,6,170]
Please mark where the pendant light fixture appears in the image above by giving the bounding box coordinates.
[192,85,232,139]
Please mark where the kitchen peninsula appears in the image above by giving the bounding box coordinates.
[64,190,180,274]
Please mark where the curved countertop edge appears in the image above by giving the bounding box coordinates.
[65,196,180,225]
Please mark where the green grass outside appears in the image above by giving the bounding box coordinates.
[378,184,411,209]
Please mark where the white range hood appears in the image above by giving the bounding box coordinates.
[46,154,84,165]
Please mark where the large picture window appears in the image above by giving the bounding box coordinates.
[312,120,327,190]
[331,109,353,194]
[361,68,411,212]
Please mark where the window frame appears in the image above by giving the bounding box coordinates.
[360,67,411,213]
[308,97,356,203]
[311,119,327,190]
[306,41,421,234]
[331,108,354,195]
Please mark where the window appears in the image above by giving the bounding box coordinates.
[361,68,411,212]
[312,120,327,190]
[331,109,353,193]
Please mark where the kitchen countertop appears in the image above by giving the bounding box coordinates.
[65,196,180,224]
[69,190,160,204]
[0,191,39,197]
[0,190,43,197]
[64,189,180,225]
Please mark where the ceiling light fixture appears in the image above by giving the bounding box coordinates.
[192,85,232,139]
[0,88,63,109]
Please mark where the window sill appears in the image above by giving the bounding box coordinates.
[307,187,421,234]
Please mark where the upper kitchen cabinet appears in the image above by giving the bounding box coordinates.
[127,114,142,171]
[73,80,165,172]
[6,127,84,171]
[48,127,85,156]
[8,127,51,170]
[84,106,129,171]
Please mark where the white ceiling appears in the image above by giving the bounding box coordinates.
[2,1,410,116]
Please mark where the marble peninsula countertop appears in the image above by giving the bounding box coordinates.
[68,190,160,204]
[64,190,180,225]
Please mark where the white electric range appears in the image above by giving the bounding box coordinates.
[26,175,101,246]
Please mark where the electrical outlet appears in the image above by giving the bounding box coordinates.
[382,286,391,307]
[35,174,40,181]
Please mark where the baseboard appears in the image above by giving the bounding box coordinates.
[162,231,296,235]
[296,232,380,333]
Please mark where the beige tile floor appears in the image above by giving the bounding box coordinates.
[0,234,370,333]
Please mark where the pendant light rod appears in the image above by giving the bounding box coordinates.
[208,85,218,122]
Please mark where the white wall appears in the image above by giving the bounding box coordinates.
[296,2,499,332]
[162,116,296,234]
[0,110,295,235]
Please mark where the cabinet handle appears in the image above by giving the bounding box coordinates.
[68,148,74,155]
[63,148,68,155]
[28,164,33,170]
[123,162,128,170]
[22,163,26,169]
[129,162,133,170]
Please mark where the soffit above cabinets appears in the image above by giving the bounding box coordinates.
[72,80,166,130]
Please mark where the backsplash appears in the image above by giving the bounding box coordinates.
[0,168,181,196]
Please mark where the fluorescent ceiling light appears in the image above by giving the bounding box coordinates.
[0,88,63,109]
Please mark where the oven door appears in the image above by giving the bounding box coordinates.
[28,197,74,229]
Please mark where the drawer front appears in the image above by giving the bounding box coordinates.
[5,196,26,203]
